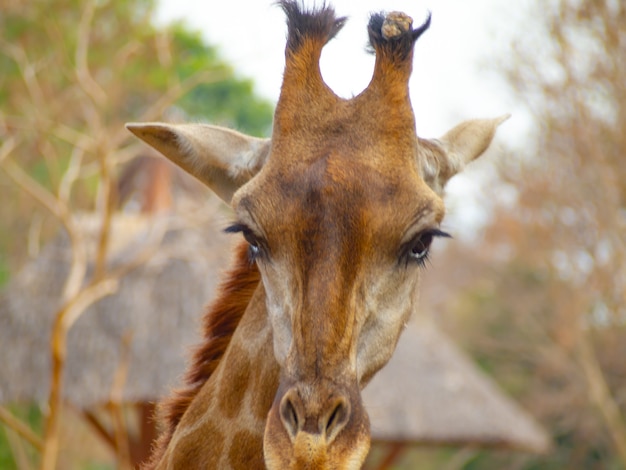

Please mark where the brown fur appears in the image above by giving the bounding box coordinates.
[143,241,260,469]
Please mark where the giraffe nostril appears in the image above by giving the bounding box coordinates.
[321,396,350,442]
[279,390,303,440]
[278,387,352,443]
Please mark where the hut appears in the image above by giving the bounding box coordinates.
[362,317,550,467]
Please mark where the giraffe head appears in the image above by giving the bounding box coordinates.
[127,2,508,468]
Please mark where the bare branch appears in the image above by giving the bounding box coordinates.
[0,39,45,109]
[64,279,120,331]
[113,41,142,70]
[92,152,114,281]
[577,333,626,465]
[0,406,44,451]
[40,277,119,470]
[58,142,86,206]
[39,214,168,470]
[27,213,43,258]
[0,135,19,165]
[61,225,88,304]
[155,29,173,69]
[78,143,142,179]
[112,216,170,278]
[82,410,116,451]
[52,123,97,153]
[75,0,107,106]
[0,115,96,154]
[107,333,133,469]
[3,424,34,470]
[138,70,228,123]
[111,70,229,149]
[0,151,91,302]
[1,159,65,220]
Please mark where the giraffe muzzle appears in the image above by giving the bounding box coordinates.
[279,385,351,443]
[264,379,370,469]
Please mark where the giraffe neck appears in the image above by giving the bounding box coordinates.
[147,242,279,469]
[161,288,278,469]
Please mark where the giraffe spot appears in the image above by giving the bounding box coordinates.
[172,420,224,468]
[219,344,252,420]
[252,339,280,422]
[228,429,265,470]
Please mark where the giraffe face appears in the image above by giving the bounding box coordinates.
[231,146,444,467]
[232,155,444,379]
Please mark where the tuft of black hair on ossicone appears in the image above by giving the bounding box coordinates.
[366,10,432,60]
[278,0,347,52]
[412,12,432,42]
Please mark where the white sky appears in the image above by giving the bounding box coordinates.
[154,0,533,236]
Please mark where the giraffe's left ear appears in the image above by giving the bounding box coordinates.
[418,115,510,195]
[126,122,271,205]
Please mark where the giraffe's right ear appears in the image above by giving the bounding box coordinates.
[126,123,271,205]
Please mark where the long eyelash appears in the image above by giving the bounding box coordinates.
[224,222,261,263]
[224,223,247,234]
[430,228,452,240]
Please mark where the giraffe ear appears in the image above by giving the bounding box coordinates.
[126,122,271,205]
[419,115,510,195]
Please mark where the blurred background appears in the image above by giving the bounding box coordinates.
[0,0,624,469]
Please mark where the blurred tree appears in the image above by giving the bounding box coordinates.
[0,0,272,468]
[0,0,273,282]
[433,0,626,468]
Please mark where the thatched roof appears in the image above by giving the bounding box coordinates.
[363,317,550,453]
[0,208,235,408]
[0,208,549,451]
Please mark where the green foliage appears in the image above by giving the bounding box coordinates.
[0,0,273,270]
[0,404,43,469]
[82,464,114,470]
[168,24,274,136]
[0,257,9,288]
[0,435,14,470]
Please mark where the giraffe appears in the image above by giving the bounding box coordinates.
[127,2,509,468]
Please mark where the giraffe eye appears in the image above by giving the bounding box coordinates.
[242,230,259,249]
[225,223,264,261]
[410,233,432,261]
[246,236,261,258]
[242,230,262,261]
[404,229,451,267]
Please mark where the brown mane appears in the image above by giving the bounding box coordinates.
[144,240,260,469]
